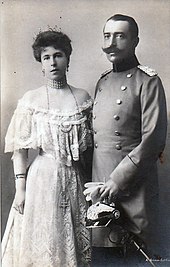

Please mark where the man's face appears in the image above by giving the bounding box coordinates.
[103,20,138,63]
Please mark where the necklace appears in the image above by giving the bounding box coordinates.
[46,76,67,89]
[46,82,80,213]
[67,84,80,113]
[46,82,80,113]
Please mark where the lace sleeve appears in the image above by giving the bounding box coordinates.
[5,101,37,153]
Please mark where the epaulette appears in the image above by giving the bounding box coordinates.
[137,65,157,77]
[100,69,112,78]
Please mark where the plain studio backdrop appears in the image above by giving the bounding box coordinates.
[1,0,170,259]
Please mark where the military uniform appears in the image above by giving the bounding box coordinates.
[92,56,167,247]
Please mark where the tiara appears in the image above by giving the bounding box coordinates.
[33,25,62,41]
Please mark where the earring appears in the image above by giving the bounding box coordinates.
[42,69,45,76]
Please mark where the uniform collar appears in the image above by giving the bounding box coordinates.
[112,55,139,72]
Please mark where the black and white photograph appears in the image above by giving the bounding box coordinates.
[1,1,170,266]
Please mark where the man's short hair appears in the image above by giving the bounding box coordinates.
[105,14,139,39]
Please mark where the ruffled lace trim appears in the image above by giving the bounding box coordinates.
[18,97,93,117]
[5,98,93,166]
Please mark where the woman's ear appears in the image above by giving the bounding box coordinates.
[42,68,45,76]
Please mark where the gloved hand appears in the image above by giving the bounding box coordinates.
[83,182,104,203]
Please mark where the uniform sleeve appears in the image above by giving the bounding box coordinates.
[110,76,167,191]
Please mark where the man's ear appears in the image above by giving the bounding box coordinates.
[133,36,139,48]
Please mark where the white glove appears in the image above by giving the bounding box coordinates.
[83,182,104,202]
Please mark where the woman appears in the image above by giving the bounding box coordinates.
[2,30,93,267]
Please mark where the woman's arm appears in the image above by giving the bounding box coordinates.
[13,149,28,214]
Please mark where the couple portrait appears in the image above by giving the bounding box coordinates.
[1,1,170,266]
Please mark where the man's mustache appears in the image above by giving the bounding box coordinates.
[102,45,118,54]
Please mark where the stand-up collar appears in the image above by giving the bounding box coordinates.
[112,55,139,72]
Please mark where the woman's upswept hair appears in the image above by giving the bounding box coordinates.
[32,30,72,64]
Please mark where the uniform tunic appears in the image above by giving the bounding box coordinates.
[92,56,167,247]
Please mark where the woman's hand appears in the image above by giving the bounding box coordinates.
[99,179,119,202]
[14,189,25,214]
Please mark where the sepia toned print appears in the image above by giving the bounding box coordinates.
[1,0,170,266]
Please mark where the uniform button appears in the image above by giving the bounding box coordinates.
[99,88,102,92]
[94,130,97,134]
[93,115,96,119]
[94,101,98,105]
[115,131,120,136]
[121,85,127,91]
[113,115,120,120]
[95,143,98,148]
[115,144,121,150]
[127,73,133,78]
[116,99,122,105]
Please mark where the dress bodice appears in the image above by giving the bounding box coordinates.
[5,88,93,166]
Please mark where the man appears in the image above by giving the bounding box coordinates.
[91,14,167,262]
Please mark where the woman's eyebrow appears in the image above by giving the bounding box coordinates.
[42,54,49,58]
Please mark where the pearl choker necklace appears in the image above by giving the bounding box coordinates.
[46,76,67,89]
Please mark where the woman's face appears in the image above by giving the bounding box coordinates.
[41,46,68,80]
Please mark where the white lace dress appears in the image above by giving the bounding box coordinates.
[2,87,93,267]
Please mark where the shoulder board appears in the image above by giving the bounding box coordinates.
[100,69,112,78]
[137,65,157,77]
